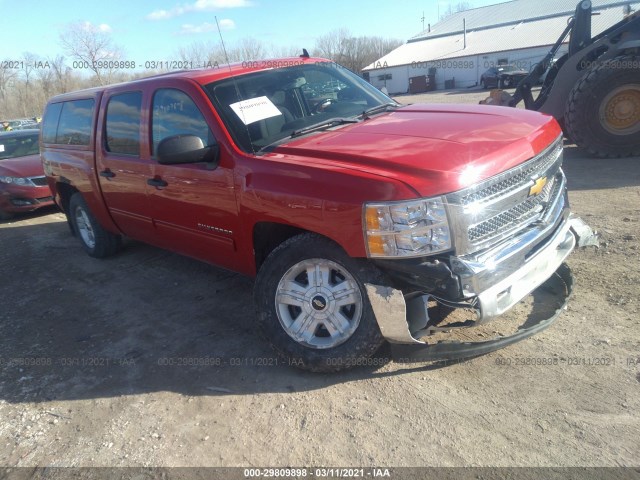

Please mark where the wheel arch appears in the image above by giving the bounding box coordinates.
[55,182,80,234]
[253,222,326,272]
[55,182,79,215]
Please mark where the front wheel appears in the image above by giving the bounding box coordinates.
[564,55,640,158]
[69,193,121,258]
[254,234,386,372]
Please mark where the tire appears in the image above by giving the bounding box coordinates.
[564,55,640,158]
[254,233,386,372]
[68,193,121,258]
[481,79,487,90]
[498,78,505,89]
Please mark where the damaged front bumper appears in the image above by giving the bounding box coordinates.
[365,215,597,361]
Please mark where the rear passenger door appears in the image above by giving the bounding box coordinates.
[146,86,239,270]
[96,90,156,242]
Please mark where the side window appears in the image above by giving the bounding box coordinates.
[105,92,142,156]
[151,88,214,156]
[56,99,95,145]
[41,102,63,144]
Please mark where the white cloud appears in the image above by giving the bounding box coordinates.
[218,18,236,30]
[81,21,112,33]
[179,22,217,34]
[147,9,173,20]
[193,0,251,9]
[178,19,234,34]
[147,0,251,20]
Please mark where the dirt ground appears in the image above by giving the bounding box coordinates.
[1,88,639,471]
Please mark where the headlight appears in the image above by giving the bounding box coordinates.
[0,176,31,186]
[364,197,452,258]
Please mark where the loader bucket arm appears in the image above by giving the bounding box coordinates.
[509,1,590,110]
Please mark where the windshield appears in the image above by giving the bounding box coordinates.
[204,62,394,153]
[0,132,39,160]
[497,65,519,73]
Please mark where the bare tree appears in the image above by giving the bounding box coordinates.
[49,55,75,94]
[270,45,301,58]
[229,37,268,62]
[440,2,472,20]
[16,53,39,116]
[178,40,224,68]
[0,61,18,102]
[313,30,403,73]
[313,28,351,63]
[59,21,123,85]
[177,38,297,68]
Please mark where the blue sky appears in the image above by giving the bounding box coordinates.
[3,0,502,64]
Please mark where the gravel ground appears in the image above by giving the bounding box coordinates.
[0,89,638,476]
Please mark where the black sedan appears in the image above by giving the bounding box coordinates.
[480,65,529,89]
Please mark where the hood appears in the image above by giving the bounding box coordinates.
[268,104,561,197]
[0,154,45,179]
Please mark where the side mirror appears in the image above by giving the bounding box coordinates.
[157,134,219,167]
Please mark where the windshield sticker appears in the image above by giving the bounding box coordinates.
[230,96,282,125]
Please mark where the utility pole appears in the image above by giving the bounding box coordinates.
[421,11,425,31]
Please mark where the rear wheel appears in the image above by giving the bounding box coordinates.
[69,193,121,258]
[565,55,640,158]
[254,234,386,372]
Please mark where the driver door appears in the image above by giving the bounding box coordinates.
[146,85,240,270]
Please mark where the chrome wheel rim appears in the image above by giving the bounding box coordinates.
[275,258,363,349]
[599,84,640,135]
[75,207,96,249]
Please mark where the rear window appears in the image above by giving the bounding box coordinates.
[0,132,39,160]
[41,103,63,144]
[42,99,95,146]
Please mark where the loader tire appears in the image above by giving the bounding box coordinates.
[565,55,640,158]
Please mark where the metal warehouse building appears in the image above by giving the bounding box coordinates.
[364,0,639,94]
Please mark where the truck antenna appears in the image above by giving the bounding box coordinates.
[214,16,256,154]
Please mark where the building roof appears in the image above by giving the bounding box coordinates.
[364,0,638,70]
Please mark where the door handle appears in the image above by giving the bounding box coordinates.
[99,170,115,178]
[147,178,168,187]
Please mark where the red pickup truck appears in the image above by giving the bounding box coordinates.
[41,56,594,371]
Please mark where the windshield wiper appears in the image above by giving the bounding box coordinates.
[290,118,360,138]
[361,103,399,120]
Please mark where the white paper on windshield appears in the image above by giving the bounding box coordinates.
[230,96,282,125]
[0,144,4,153]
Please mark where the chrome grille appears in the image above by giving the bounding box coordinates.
[446,135,566,255]
[29,176,48,186]
[468,175,558,243]
[460,140,562,206]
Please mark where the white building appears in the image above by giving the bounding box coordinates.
[363,0,638,94]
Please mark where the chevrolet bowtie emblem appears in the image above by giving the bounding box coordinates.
[529,176,547,197]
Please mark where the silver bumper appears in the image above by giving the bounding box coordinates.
[469,217,576,320]
[365,215,596,346]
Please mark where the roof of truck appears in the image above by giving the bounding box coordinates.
[47,56,330,103]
